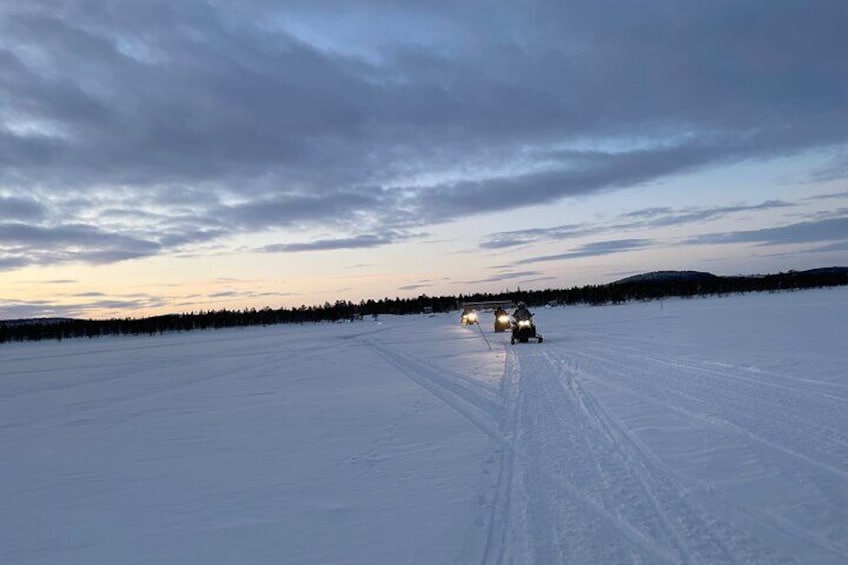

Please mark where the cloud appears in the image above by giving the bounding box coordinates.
[481,222,601,250]
[810,241,848,253]
[0,299,58,320]
[397,277,440,291]
[209,291,240,298]
[252,291,294,298]
[520,276,558,285]
[480,201,793,250]
[0,222,161,270]
[517,239,655,265]
[0,256,31,270]
[621,201,794,228]
[0,294,168,319]
[686,217,848,247]
[408,143,776,226]
[806,153,848,183]
[82,297,168,313]
[0,223,150,248]
[804,190,848,201]
[203,289,295,300]
[462,270,545,284]
[261,231,414,253]
[223,191,383,231]
[0,196,46,221]
[0,1,845,269]
[397,283,432,291]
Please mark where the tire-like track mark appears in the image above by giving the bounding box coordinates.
[541,347,796,564]
[481,350,520,565]
[364,340,504,439]
[365,331,848,564]
[575,330,848,401]
[507,346,749,565]
[557,342,848,563]
[565,342,848,481]
[590,340,848,446]
[367,339,683,563]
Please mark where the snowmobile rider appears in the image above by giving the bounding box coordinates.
[513,302,533,321]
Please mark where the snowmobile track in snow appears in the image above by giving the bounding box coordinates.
[562,341,848,481]
[364,324,848,564]
[496,346,767,564]
[557,341,848,562]
[366,339,732,563]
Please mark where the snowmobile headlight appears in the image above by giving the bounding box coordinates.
[497,315,510,323]
[518,319,531,328]
[466,312,478,322]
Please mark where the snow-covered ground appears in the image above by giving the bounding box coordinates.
[2,288,847,564]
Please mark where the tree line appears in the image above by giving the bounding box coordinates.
[1,267,846,344]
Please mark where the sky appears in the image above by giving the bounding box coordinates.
[1,0,846,319]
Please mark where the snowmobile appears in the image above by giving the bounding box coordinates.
[511,315,543,344]
[460,308,479,325]
[494,310,511,332]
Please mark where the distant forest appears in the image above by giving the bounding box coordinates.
[2,267,846,344]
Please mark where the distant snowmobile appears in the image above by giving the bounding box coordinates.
[460,307,479,325]
[494,308,511,332]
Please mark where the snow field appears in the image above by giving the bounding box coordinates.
[2,287,847,563]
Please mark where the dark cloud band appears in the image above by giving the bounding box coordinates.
[0,0,845,269]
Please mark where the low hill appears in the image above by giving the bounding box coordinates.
[611,270,719,285]
[798,266,848,276]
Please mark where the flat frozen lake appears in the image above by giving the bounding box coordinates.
[2,287,847,563]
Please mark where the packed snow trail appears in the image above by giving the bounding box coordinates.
[367,336,771,563]
[364,289,848,564]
